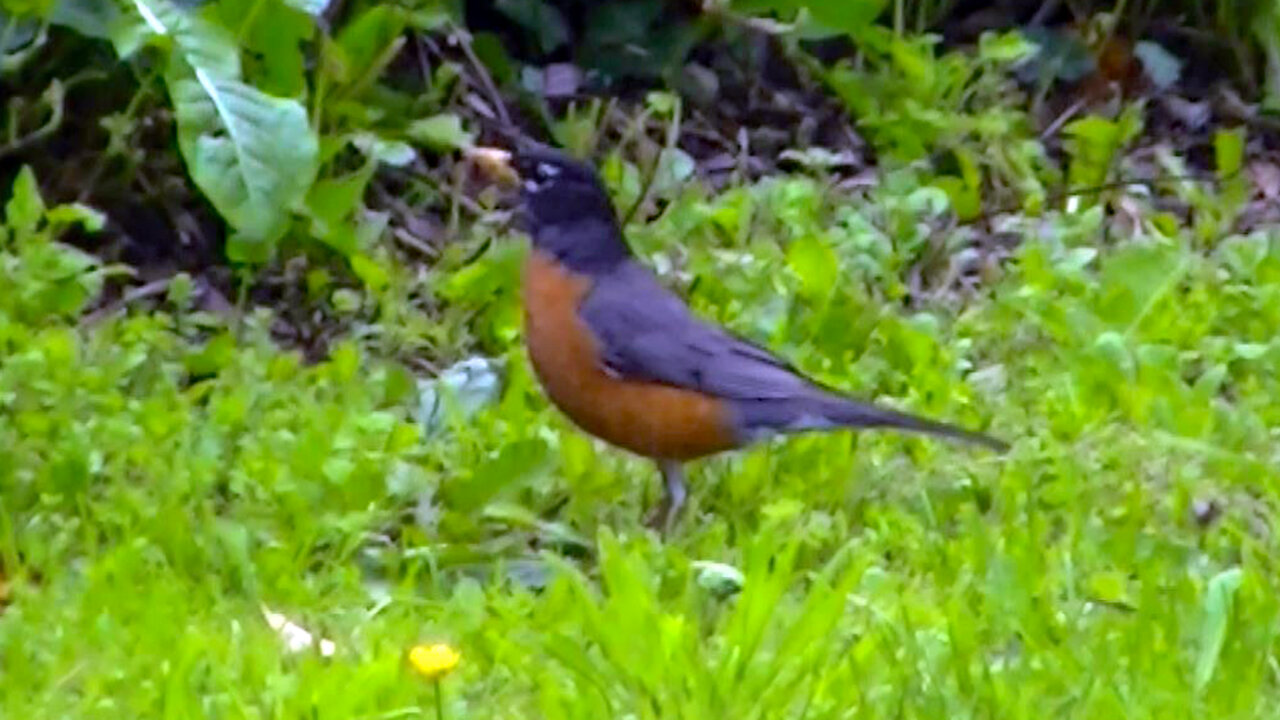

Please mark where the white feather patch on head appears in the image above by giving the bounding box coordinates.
[536,162,561,178]
[523,178,544,193]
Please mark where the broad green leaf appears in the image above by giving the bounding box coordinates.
[406,1,458,31]
[225,231,272,264]
[184,331,237,377]
[1086,569,1131,606]
[166,271,194,307]
[5,165,45,237]
[1064,115,1121,188]
[932,175,979,221]
[47,0,145,56]
[305,162,376,254]
[978,30,1035,63]
[1017,26,1096,84]
[957,146,983,193]
[805,0,887,38]
[166,56,319,245]
[729,0,799,13]
[330,288,362,313]
[350,132,417,167]
[1063,107,1143,191]
[1096,242,1187,333]
[1091,331,1134,380]
[1056,246,1097,273]
[445,438,550,512]
[282,0,329,17]
[1214,127,1245,180]
[786,234,837,301]
[494,0,568,54]
[904,186,951,216]
[407,113,474,152]
[128,0,240,77]
[471,31,515,85]
[45,202,106,232]
[355,208,387,249]
[652,147,695,195]
[1194,567,1243,692]
[348,253,388,290]
[215,0,311,97]
[330,5,407,88]
[645,90,678,116]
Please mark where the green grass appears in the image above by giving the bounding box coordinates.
[2,156,1279,717]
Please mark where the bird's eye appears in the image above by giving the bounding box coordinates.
[522,161,561,193]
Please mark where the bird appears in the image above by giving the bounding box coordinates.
[466,142,1007,531]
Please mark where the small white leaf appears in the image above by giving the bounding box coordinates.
[351,132,417,167]
[416,357,504,435]
[262,605,336,657]
[1134,40,1182,91]
[692,561,745,597]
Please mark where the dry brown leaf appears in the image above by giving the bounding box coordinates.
[1249,160,1280,200]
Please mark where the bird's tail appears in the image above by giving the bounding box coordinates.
[818,395,1008,451]
[739,393,1008,452]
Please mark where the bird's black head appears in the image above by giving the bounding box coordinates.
[469,143,632,273]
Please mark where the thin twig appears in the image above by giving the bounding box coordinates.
[80,277,173,328]
[1039,95,1089,140]
[970,170,1239,225]
[0,81,65,161]
[451,25,512,128]
[414,34,434,94]
[1029,0,1063,27]
[77,73,160,203]
[394,167,487,217]
[622,98,683,226]
[619,118,659,225]
[392,228,439,260]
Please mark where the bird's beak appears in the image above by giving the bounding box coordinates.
[465,146,520,189]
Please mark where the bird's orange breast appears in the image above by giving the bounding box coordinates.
[522,249,739,461]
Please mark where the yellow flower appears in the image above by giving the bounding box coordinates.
[409,643,460,680]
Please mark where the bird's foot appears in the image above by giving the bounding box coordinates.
[643,500,670,532]
[643,498,680,534]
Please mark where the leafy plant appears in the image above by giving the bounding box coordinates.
[3,0,474,279]
[0,166,108,324]
[1061,105,1144,192]
[483,0,708,82]
[823,29,1045,210]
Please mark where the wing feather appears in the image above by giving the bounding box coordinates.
[578,261,810,400]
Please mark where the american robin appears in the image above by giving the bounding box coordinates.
[467,143,1006,530]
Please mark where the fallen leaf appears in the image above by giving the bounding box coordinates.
[1249,160,1280,200]
[415,356,505,435]
[540,63,583,98]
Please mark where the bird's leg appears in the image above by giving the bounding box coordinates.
[644,460,688,532]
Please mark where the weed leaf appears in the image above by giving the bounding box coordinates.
[166,56,319,245]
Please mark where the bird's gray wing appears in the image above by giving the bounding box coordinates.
[577,260,812,401]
